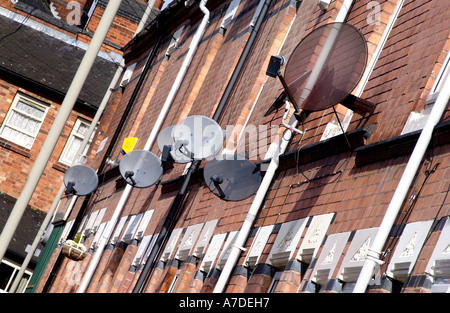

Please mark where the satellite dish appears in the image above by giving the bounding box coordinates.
[119,149,163,188]
[157,126,191,163]
[157,126,174,153]
[63,165,98,196]
[203,154,261,201]
[283,22,368,112]
[171,115,224,161]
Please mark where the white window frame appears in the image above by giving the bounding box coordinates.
[0,93,49,149]
[59,117,93,166]
[0,259,33,293]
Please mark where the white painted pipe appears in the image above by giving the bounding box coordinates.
[213,0,355,293]
[353,70,450,293]
[0,0,123,264]
[134,0,156,36]
[76,0,210,293]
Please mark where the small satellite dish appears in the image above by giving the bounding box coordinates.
[157,126,174,153]
[203,154,261,201]
[119,149,162,188]
[157,126,191,163]
[283,22,368,112]
[63,165,98,196]
[171,115,224,161]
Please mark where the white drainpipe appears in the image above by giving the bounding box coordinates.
[77,0,210,293]
[213,0,355,293]
[354,72,450,293]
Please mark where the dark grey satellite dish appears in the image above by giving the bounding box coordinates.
[119,149,162,188]
[203,154,261,201]
[172,115,223,161]
[63,165,98,196]
[283,22,368,113]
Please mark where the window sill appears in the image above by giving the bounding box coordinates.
[52,162,69,173]
[0,138,31,158]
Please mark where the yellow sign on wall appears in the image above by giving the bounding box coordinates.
[122,137,138,154]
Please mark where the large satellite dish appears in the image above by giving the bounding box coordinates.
[266,22,368,117]
[203,154,261,201]
[171,115,224,161]
[119,149,162,188]
[63,165,98,196]
[285,22,367,112]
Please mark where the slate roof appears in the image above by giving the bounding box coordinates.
[0,14,118,108]
[0,193,45,267]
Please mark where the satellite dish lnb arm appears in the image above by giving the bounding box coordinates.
[124,171,137,186]
[277,72,300,113]
[65,181,76,195]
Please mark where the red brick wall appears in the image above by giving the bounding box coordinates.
[0,81,93,211]
[38,0,450,294]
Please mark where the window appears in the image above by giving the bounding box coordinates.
[59,118,92,166]
[0,94,48,149]
[0,259,32,293]
[267,271,282,293]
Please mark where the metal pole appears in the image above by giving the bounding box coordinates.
[0,0,123,263]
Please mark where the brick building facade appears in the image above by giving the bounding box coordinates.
[0,0,159,292]
[35,0,450,294]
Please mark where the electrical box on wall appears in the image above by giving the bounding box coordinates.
[318,0,331,11]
